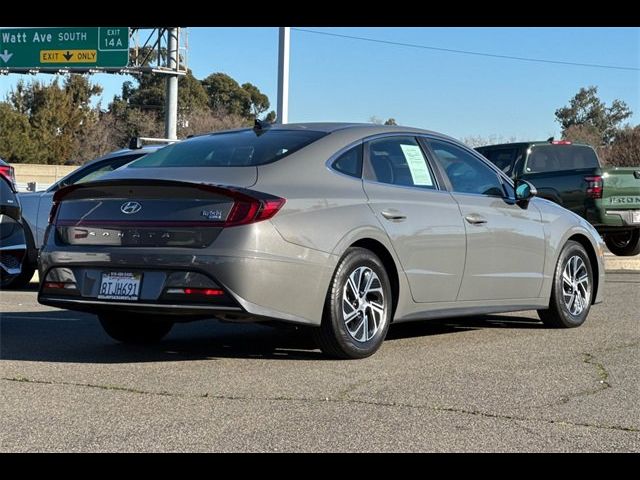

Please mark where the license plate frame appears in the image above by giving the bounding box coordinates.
[98,272,142,301]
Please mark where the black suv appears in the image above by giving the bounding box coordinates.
[0,159,28,288]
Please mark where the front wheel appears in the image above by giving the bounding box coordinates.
[604,229,640,256]
[99,314,174,344]
[313,247,392,359]
[538,240,594,328]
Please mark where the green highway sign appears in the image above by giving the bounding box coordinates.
[0,27,129,69]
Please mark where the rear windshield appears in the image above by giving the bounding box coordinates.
[128,129,327,168]
[525,145,599,173]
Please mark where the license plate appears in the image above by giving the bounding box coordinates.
[98,272,142,301]
[633,211,640,224]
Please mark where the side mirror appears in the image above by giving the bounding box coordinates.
[515,179,537,207]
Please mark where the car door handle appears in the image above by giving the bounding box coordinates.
[465,214,487,225]
[381,210,407,221]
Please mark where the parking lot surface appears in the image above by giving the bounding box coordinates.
[1,273,639,452]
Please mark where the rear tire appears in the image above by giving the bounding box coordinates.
[313,247,392,359]
[538,240,593,328]
[99,314,173,344]
[604,229,640,256]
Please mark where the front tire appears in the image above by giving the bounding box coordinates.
[604,229,640,256]
[538,240,594,328]
[99,314,174,344]
[314,247,392,359]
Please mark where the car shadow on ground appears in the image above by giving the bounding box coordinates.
[0,310,543,364]
[1,282,39,293]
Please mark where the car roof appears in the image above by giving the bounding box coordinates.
[191,122,461,144]
[476,141,590,149]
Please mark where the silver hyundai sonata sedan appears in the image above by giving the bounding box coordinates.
[39,123,605,358]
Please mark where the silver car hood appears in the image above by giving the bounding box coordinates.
[99,166,258,188]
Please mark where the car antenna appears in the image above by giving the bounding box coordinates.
[547,136,554,143]
[253,118,272,136]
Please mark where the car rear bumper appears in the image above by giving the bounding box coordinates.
[38,222,337,326]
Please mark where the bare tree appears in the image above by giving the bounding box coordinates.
[461,134,519,148]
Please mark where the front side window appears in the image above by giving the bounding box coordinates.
[428,140,504,197]
[128,129,327,168]
[366,137,436,189]
[332,144,363,178]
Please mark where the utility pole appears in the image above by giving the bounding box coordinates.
[165,27,179,139]
[276,27,290,124]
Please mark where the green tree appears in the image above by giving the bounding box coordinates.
[264,110,277,123]
[0,102,38,163]
[241,82,270,118]
[555,86,632,145]
[202,73,251,116]
[5,75,102,164]
[384,118,398,126]
[179,71,209,114]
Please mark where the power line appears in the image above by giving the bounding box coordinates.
[292,28,640,72]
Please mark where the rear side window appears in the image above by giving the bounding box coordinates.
[525,145,599,173]
[128,129,327,168]
[332,145,363,178]
[366,137,436,189]
[478,148,519,176]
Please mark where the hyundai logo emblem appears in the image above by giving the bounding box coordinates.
[120,201,142,214]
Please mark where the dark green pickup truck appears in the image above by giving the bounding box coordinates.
[476,140,640,256]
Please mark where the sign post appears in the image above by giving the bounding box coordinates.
[0,27,129,70]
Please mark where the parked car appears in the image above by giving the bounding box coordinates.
[11,144,167,289]
[0,158,28,288]
[38,123,605,358]
[476,140,640,256]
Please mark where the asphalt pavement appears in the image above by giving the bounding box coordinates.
[1,273,639,452]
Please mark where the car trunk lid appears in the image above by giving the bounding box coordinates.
[51,178,284,248]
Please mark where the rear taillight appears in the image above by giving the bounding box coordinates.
[197,185,286,227]
[0,165,16,191]
[43,281,77,290]
[166,287,224,296]
[585,176,603,199]
[551,140,572,145]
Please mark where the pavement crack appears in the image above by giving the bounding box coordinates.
[2,375,178,397]
[535,347,624,410]
[4,375,638,434]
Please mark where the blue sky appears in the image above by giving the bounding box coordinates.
[1,27,638,141]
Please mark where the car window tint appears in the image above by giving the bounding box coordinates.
[367,137,436,189]
[129,129,327,168]
[479,148,518,176]
[332,145,363,178]
[68,154,144,186]
[429,140,504,197]
[525,145,599,173]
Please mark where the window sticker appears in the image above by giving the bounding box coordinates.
[400,144,433,186]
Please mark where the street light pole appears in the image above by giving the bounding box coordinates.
[165,27,179,139]
[276,27,290,124]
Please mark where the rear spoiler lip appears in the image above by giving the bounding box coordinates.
[52,178,272,203]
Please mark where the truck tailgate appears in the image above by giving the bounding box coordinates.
[602,167,640,209]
